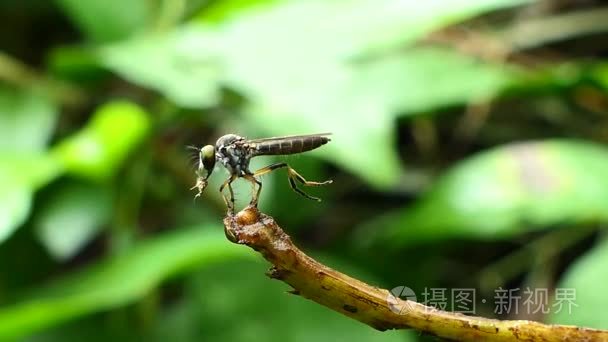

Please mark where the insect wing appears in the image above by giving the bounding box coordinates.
[246,133,332,144]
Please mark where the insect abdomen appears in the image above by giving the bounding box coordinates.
[254,136,330,156]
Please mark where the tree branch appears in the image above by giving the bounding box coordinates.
[223,206,608,342]
[0,52,86,106]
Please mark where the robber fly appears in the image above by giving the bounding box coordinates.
[191,133,333,213]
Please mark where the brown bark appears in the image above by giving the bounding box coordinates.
[223,206,608,342]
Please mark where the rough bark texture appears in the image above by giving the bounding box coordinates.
[223,206,608,342]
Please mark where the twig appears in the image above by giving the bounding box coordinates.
[478,225,597,295]
[502,7,608,50]
[0,52,86,106]
[223,206,608,342]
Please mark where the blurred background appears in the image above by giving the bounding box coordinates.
[1,0,608,340]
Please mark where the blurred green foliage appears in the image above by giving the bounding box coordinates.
[549,238,608,329]
[0,227,252,340]
[368,140,608,245]
[52,101,151,181]
[98,0,524,187]
[34,181,113,260]
[1,0,608,340]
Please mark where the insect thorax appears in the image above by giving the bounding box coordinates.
[215,134,253,176]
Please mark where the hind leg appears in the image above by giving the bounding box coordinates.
[252,163,332,202]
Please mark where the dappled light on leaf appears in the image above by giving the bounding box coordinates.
[369,140,608,245]
[34,181,113,260]
[98,0,524,188]
[0,227,254,340]
[52,101,150,181]
[4,0,608,340]
[550,239,608,329]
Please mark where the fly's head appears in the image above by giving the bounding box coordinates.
[191,144,216,200]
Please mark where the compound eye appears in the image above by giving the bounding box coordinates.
[200,145,216,178]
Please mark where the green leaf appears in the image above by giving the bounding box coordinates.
[198,0,281,23]
[367,140,608,246]
[217,0,523,188]
[549,239,608,329]
[154,258,414,342]
[0,88,61,242]
[51,101,150,181]
[55,0,149,42]
[98,26,222,108]
[0,154,62,243]
[361,49,512,113]
[590,63,608,90]
[0,87,57,153]
[0,227,254,340]
[213,0,530,61]
[47,46,108,84]
[0,178,32,244]
[238,47,511,187]
[99,0,524,188]
[34,181,113,261]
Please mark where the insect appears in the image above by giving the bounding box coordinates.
[191,133,333,213]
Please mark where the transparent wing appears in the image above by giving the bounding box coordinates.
[246,133,332,144]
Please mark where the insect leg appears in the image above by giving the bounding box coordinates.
[253,163,331,202]
[286,166,332,201]
[249,163,287,204]
[253,162,332,186]
[243,174,262,206]
[252,162,288,176]
[287,167,333,187]
[288,177,322,202]
[219,174,237,213]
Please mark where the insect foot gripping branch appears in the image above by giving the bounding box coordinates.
[223,206,608,342]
